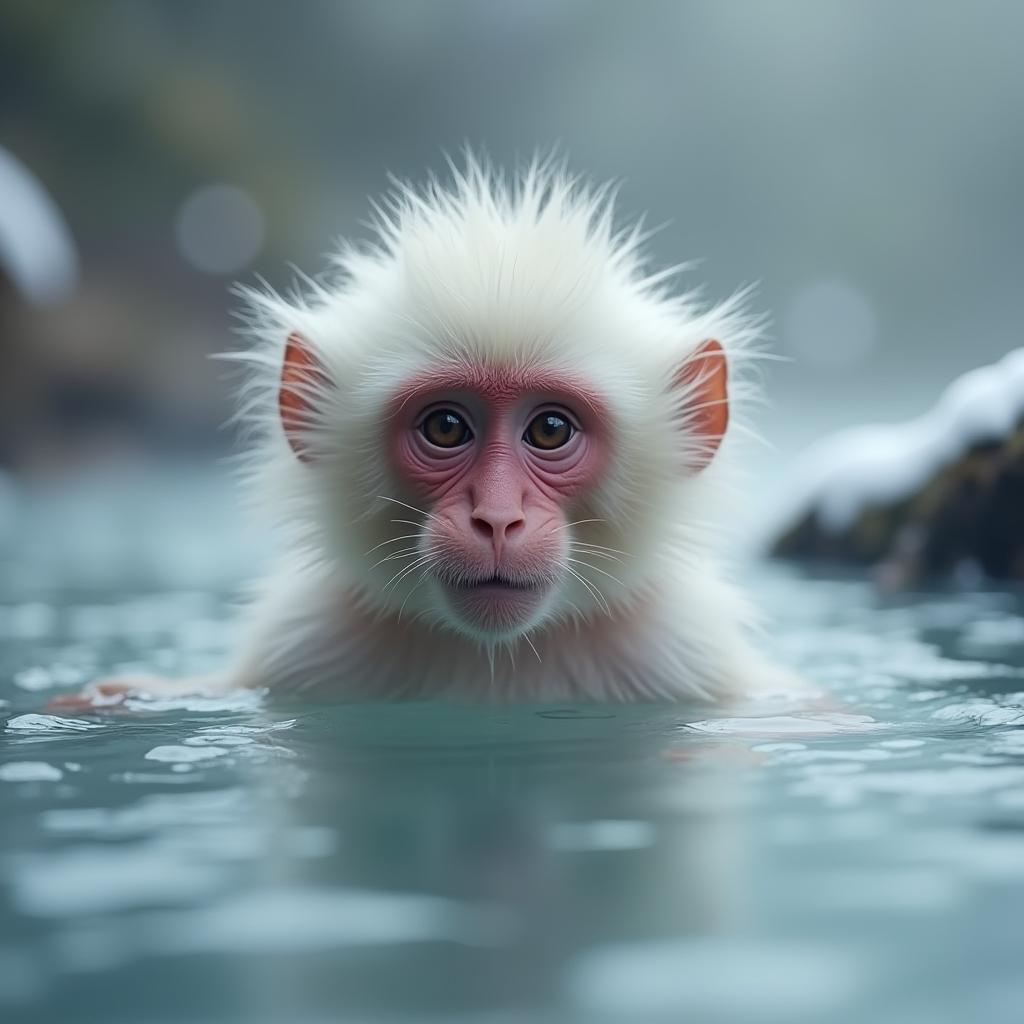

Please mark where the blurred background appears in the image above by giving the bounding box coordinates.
[2,0,1022,495]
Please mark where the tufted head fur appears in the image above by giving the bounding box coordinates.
[230,155,765,674]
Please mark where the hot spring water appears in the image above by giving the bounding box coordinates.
[2,481,1023,1023]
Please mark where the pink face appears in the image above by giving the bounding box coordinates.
[386,364,610,637]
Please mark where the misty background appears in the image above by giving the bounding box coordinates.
[2,0,1022,514]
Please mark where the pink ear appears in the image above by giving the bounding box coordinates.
[672,339,729,471]
[279,332,326,461]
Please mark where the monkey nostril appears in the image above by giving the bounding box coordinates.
[470,514,494,540]
[470,510,525,543]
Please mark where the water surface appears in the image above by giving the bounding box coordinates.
[2,490,1024,1023]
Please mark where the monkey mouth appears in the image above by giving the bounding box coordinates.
[461,573,539,592]
[439,572,550,633]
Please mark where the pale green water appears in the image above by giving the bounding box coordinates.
[2,482,1024,1023]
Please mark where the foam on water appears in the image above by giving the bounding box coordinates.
[5,713,103,733]
[0,761,63,782]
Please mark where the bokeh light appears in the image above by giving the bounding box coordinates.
[174,184,265,275]
[783,279,879,370]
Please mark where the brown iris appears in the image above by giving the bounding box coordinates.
[524,412,574,450]
[421,409,472,448]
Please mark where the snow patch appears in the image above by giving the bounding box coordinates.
[770,348,1024,536]
[0,146,78,304]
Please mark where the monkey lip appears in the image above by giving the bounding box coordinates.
[440,573,550,631]
[458,573,539,592]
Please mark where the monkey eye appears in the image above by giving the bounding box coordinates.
[523,411,574,451]
[421,408,473,448]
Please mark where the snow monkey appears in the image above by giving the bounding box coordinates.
[66,157,800,705]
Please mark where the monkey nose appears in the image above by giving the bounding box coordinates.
[470,506,526,557]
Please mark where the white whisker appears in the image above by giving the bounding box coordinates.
[567,557,626,590]
[568,544,624,564]
[550,518,607,533]
[521,632,542,663]
[564,564,611,615]
[398,563,437,622]
[381,553,433,592]
[367,547,420,573]
[384,552,439,592]
[376,495,440,522]
[568,540,630,557]
[363,533,422,557]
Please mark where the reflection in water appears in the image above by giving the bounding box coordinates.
[239,702,749,1022]
[0,696,749,1021]
[2,559,1024,1022]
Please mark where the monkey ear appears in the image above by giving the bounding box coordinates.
[671,339,728,471]
[279,332,327,462]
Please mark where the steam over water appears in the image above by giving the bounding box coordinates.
[2,481,1024,1023]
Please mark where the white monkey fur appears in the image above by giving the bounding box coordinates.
[111,158,799,704]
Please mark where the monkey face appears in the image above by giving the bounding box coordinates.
[268,158,736,652]
[383,365,611,640]
[275,320,731,648]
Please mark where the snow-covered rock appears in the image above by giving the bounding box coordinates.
[771,349,1024,583]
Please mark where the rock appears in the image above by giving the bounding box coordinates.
[771,351,1024,584]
